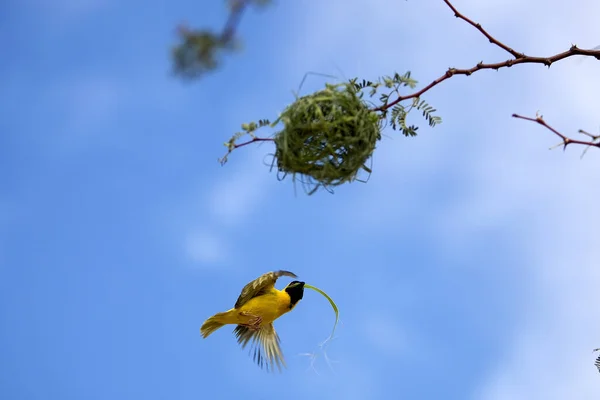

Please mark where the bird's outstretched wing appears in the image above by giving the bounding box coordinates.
[233,323,286,372]
[234,270,297,308]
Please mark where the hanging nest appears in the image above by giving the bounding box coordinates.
[273,83,381,193]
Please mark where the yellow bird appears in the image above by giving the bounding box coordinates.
[200,270,305,371]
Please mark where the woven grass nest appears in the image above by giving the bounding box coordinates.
[273,83,381,193]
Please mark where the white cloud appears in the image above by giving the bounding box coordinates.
[174,152,273,271]
[44,71,192,154]
[207,162,269,226]
[426,86,600,400]
[459,1,600,396]
[184,230,228,266]
[468,159,600,399]
[30,74,126,155]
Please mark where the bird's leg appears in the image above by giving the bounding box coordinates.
[249,317,262,331]
[239,311,263,331]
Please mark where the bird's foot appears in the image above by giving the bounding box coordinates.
[240,312,262,331]
[247,316,263,331]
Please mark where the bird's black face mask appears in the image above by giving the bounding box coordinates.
[285,281,305,307]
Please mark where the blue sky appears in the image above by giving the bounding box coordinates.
[2,0,600,399]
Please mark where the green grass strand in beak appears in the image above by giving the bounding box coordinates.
[304,283,339,340]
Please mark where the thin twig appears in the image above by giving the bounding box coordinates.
[443,0,523,58]
[512,113,600,151]
[219,137,275,165]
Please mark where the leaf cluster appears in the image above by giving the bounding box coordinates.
[172,29,234,78]
[173,0,273,78]
[350,71,442,137]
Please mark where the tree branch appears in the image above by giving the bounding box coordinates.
[221,0,251,44]
[376,0,600,112]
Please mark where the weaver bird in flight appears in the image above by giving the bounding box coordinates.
[200,270,305,371]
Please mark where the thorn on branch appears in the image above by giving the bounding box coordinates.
[579,129,600,141]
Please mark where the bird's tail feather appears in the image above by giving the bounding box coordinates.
[200,311,231,338]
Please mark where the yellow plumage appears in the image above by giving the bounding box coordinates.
[200,270,305,371]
